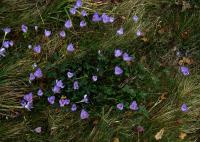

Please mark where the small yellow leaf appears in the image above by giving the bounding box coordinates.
[113,137,120,142]
[155,128,165,141]
[179,132,187,140]
[141,37,149,42]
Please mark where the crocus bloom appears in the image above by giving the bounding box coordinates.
[133,15,139,22]
[92,12,101,22]
[65,20,72,29]
[37,89,43,96]
[123,53,133,62]
[59,31,66,38]
[33,45,41,53]
[130,101,138,110]
[181,103,188,112]
[3,27,11,34]
[21,24,28,33]
[67,43,75,52]
[70,7,77,15]
[29,73,35,81]
[136,30,142,36]
[75,0,82,8]
[73,81,79,90]
[114,66,123,75]
[48,96,55,105]
[56,80,64,88]
[92,75,98,82]
[71,104,77,111]
[67,71,74,78]
[80,109,89,119]
[114,49,123,57]
[0,48,6,57]
[117,27,124,35]
[81,10,87,16]
[24,92,33,102]
[109,16,115,23]
[9,40,13,47]
[44,29,51,37]
[117,103,124,110]
[34,127,42,133]
[2,41,10,48]
[24,101,33,111]
[80,95,88,103]
[52,85,61,94]
[34,68,43,78]
[180,66,189,76]
[80,20,87,27]
[59,98,70,107]
[102,13,110,23]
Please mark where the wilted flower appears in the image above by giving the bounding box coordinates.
[80,20,87,27]
[117,103,124,110]
[33,45,41,53]
[24,92,33,103]
[130,101,138,110]
[92,75,98,82]
[181,103,188,112]
[81,10,87,16]
[92,12,101,22]
[59,30,66,38]
[75,0,82,8]
[65,20,72,29]
[180,66,189,76]
[21,24,28,33]
[67,43,75,53]
[56,80,64,88]
[70,7,77,15]
[34,68,43,78]
[2,41,10,48]
[44,29,51,37]
[71,104,77,111]
[34,127,42,133]
[133,15,139,22]
[73,81,79,90]
[29,73,35,81]
[67,71,74,78]
[114,49,123,57]
[48,96,55,105]
[52,85,61,94]
[80,109,89,119]
[114,66,123,75]
[3,27,11,34]
[37,89,43,96]
[123,53,133,62]
[117,27,124,35]
[0,48,6,57]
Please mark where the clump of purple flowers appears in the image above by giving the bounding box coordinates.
[52,80,64,94]
[21,92,33,111]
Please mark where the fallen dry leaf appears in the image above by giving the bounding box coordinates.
[113,137,120,142]
[179,132,187,140]
[155,128,165,141]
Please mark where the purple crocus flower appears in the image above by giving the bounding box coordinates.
[24,92,33,102]
[133,15,139,22]
[130,101,138,110]
[75,0,82,8]
[81,10,87,16]
[59,31,66,38]
[34,68,43,78]
[92,12,101,22]
[37,89,43,96]
[59,98,70,107]
[67,71,74,78]
[80,109,89,119]
[70,7,77,15]
[25,101,33,111]
[9,40,14,47]
[136,30,142,36]
[65,20,72,29]
[80,20,87,27]
[3,27,11,34]
[123,53,133,62]
[48,96,55,105]
[114,66,123,75]
[33,45,41,53]
[114,49,123,57]
[0,48,6,57]
[29,73,35,81]
[67,43,75,53]
[56,80,64,88]
[102,13,110,23]
[117,103,124,110]
[92,75,98,82]
[109,16,115,23]
[180,66,189,76]
[73,81,79,90]
[44,29,51,37]
[117,27,124,35]
[2,41,10,48]
[34,127,42,133]
[71,104,77,111]
[21,24,28,33]
[20,99,27,107]
[52,85,61,94]
[181,103,188,112]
